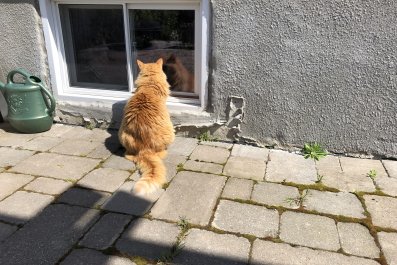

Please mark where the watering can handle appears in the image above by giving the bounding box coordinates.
[7,68,56,116]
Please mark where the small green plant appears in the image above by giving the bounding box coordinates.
[176,163,184,172]
[157,217,190,264]
[302,142,327,161]
[285,190,310,207]
[367,169,377,180]
[315,174,324,183]
[197,131,218,142]
[84,122,95,130]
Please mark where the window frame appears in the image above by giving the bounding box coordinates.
[39,0,209,110]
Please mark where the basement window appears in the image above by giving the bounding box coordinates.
[40,0,209,109]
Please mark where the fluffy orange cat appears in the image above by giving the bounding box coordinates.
[118,58,175,194]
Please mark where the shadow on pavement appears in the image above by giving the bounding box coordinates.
[0,187,251,265]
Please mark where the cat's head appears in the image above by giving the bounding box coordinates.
[137,58,166,79]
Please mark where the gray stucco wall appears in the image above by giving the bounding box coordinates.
[211,0,397,157]
[0,0,49,117]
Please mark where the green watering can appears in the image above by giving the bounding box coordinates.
[0,68,56,133]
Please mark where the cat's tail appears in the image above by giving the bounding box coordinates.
[133,150,166,195]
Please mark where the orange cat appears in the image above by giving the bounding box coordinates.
[118,58,175,194]
[163,54,194,93]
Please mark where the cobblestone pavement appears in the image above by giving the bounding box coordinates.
[0,123,396,265]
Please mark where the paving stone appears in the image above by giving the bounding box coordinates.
[223,157,266,181]
[87,142,119,159]
[0,223,17,242]
[11,153,100,180]
[23,177,72,195]
[60,126,96,140]
[79,213,131,250]
[304,190,366,218]
[0,204,99,265]
[0,172,34,200]
[61,248,136,265]
[18,136,64,152]
[250,240,380,265]
[58,188,111,208]
[280,211,340,251]
[189,145,230,164]
[150,171,226,225]
[40,123,74,138]
[231,144,269,160]
[378,232,397,265]
[212,200,279,237]
[251,182,300,209]
[167,137,198,156]
[103,154,136,171]
[49,139,102,156]
[102,181,163,215]
[221,178,253,200]
[116,218,179,260]
[77,168,130,192]
[375,177,397,196]
[364,195,397,230]
[164,154,188,181]
[383,160,397,179]
[0,168,4,173]
[0,133,37,147]
[337,222,379,258]
[317,155,376,192]
[184,160,223,174]
[173,228,250,265]
[200,141,233,149]
[340,156,388,178]
[0,147,34,167]
[0,191,53,224]
[266,150,317,184]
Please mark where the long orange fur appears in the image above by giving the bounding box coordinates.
[118,58,175,194]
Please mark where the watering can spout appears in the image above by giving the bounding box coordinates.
[0,81,4,92]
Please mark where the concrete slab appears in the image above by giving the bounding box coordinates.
[221,178,253,200]
[0,204,99,265]
[0,191,53,224]
[212,200,279,238]
[174,229,250,265]
[11,153,100,181]
[77,168,130,193]
[337,222,379,258]
[377,232,397,265]
[0,147,34,167]
[24,177,72,195]
[0,172,34,200]
[266,150,317,184]
[189,145,230,164]
[150,171,226,225]
[79,213,131,250]
[280,211,340,251]
[116,218,179,260]
[184,160,223,174]
[304,190,366,218]
[364,195,397,230]
[251,182,300,209]
[223,157,266,181]
[231,144,269,160]
[61,249,136,265]
[251,240,379,265]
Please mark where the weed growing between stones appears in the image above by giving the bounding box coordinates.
[315,174,324,183]
[197,131,218,142]
[157,217,190,264]
[176,163,184,172]
[367,169,377,180]
[302,142,327,161]
[284,190,310,208]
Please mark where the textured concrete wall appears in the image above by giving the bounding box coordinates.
[211,0,397,157]
[0,0,49,117]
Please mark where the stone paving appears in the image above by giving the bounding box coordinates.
[0,122,396,265]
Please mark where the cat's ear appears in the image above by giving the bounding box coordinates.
[137,60,144,70]
[156,58,163,66]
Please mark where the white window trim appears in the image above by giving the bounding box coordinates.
[38,0,209,111]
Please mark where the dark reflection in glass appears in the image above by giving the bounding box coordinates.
[130,9,195,94]
[60,5,128,90]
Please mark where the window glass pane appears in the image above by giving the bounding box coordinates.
[60,5,128,91]
[129,9,196,95]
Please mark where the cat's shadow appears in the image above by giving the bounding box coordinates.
[104,101,126,157]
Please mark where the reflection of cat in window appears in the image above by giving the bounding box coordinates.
[163,54,194,93]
